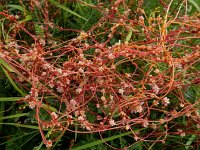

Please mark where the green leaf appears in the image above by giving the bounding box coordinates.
[0,101,5,132]
[0,130,38,146]
[0,123,39,129]
[0,97,21,102]
[125,29,133,42]
[48,0,87,21]
[185,134,196,149]
[188,0,200,13]
[1,66,26,96]
[0,58,15,72]
[18,15,33,24]
[0,113,29,120]
[72,131,132,150]
[7,4,30,14]
[41,104,58,113]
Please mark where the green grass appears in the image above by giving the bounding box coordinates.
[0,0,200,149]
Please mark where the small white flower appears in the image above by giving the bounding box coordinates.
[101,89,105,93]
[78,116,84,121]
[153,100,159,106]
[41,72,46,76]
[151,123,157,129]
[49,82,54,88]
[142,120,149,127]
[70,99,77,107]
[51,112,58,119]
[101,96,106,101]
[109,119,116,126]
[57,68,62,74]
[135,105,143,113]
[76,88,82,93]
[177,129,185,137]
[78,61,84,65]
[134,136,139,141]
[110,95,114,100]
[86,125,92,131]
[118,88,124,95]
[99,66,104,72]
[96,104,100,108]
[162,97,170,106]
[29,101,36,109]
[154,69,160,74]
[125,124,130,130]
[78,68,84,73]
[46,140,52,148]
[108,53,115,59]
[151,83,160,94]
[56,85,64,93]
[159,119,165,124]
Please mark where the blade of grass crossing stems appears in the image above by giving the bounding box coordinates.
[0,101,5,133]
[0,97,21,101]
[0,58,16,73]
[0,123,39,129]
[125,29,133,42]
[185,134,196,149]
[52,129,65,149]
[0,113,29,120]
[188,0,200,13]
[35,128,54,150]
[0,97,58,112]
[41,104,58,113]
[72,131,134,150]
[48,0,87,21]
[16,131,39,150]
[1,66,25,96]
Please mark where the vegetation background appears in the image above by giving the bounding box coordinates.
[0,0,199,149]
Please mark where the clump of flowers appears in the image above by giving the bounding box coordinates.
[0,0,200,148]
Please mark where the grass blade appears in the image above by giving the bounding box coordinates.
[1,66,26,96]
[7,4,29,14]
[0,101,5,133]
[0,113,29,120]
[72,131,133,150]
[48,0,87,21]
[125,29,133,42]
[185,134,196,149]
[0,58,16,73]
[0,97,21,102]
[188,0,200,13]
[0,130,38,146]
[0,122,39,129]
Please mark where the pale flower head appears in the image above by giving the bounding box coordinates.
[51,112,58,119]
[151,83,160,94]
[29,101,36,109]
[154,69,160,74]
[142,119,149,127]
[109,119,116,126]
[78,68,84,73]
[76,88,82,93]
[177,129,185,137]
[135,105,143,113]
[46,140,52,148]
[125,124,130,130]
[118,88,124,95]
[162,97,170,106]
